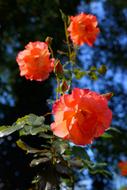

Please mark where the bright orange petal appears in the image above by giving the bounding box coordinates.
[51,121,69,138]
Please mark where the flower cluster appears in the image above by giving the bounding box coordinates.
[16,13,100,82]
[16,12,112,146]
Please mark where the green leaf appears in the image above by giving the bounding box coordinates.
[64,69,72,81]
[93,162,107,168]
[39,133,53,139]
[30,157,51,167]
[90,162,111,177]
[89,168,111,177]
[17,114,49,136]
[0,124,23,137]
[59,9,67,22]
[98,65,107,75]
[74,68,86,79]
[69,158,84,168]
[53,139,69,155]
[0,114,50,137]
[29,114,45,126]
[16,114,45,127]
[32,176,40,184]
[90,66,97,71]
[88,71,98,80]
[19,124,50,136]
[107,127,121,133]
[101,133,113,138]
[83,160,111,177]
[16,139,43,154]
[72,146,90,161]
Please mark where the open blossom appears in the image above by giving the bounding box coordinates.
[51,88,112,145]
[118,161,127,176]
[16,41,54,81]
[67,13,100,46]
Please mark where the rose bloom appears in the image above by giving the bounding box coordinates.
[67,13,100,46]
[16,41,54,81]
[51,88,112,145]
[118,161,127,176]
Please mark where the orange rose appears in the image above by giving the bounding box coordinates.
[118,161,127,176]
[16,41,54,81]
[67,13,100,46]
[51,88,112,145]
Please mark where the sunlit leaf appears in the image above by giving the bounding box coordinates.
[16,139,43,154]
[32,176,40,184]
[88,71,98,80]
[17,114,50,136]
[0,125,23,137]
[90,66,97,71]
[16,114,45,127]
[101,133,113,138]
[74,68,86,79]
[107,127,121,133]
[59,9,67,22]
[19,124,50,136]
[30,157,51,167]
[98,65,107,75]
[0,114,50,137]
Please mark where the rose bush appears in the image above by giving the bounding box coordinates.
[51,88,112,145]
[68,13,100,46]
[0,7,116,189]
[16,41,54,81]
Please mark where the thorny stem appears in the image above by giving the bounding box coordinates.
[48,45,60,100]
[56,77,60,100]
[50,136,57,165]
[64,18,71,62]
[64,18,74,91]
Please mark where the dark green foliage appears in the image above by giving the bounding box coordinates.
[0,114,111,189]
